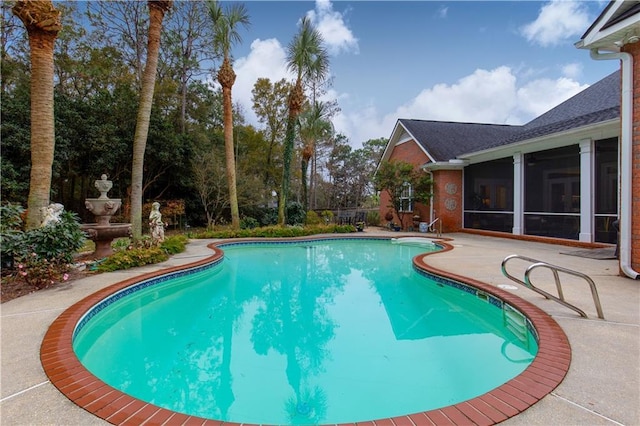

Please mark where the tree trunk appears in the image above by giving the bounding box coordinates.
[278,83,304,225]
[12,0,61,229]
[301,157,309,211]
[218,57,240,229]
[278,112,296,225]
[26,30,57,229]
[130,1,171,239]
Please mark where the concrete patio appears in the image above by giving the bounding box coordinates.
[1,232,638,425]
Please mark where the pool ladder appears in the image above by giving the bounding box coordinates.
[501,254,605,320]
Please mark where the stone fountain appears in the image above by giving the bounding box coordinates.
[81,174,132,258]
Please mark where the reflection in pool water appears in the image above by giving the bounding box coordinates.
[73,239,537,424]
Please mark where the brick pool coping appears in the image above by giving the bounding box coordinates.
[40,236,571,426]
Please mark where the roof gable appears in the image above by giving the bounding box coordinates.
[398,119,521,163]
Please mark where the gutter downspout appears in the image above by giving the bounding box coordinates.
[590,48,639,279]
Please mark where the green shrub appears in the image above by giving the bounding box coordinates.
[21,211,86,263]
[0,203,24,231]
[190,224,355,239]
[260,208,279,226]
[286,201,306,226]
[366,210,380,226]
[320,210,334,224]
[336,225,356,233]
[97,246,169,272]
[305,210,321,225]
[1,203,25,267]
[240,216,259,230]
[2,206,86,288]
[240,206,279,227]
[96,234,188,272]
[112,237,133,252]
[160,234,188,255]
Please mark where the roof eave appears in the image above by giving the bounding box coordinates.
[578,1,640,50]
[456,119,620,162]
[421,159,467,171]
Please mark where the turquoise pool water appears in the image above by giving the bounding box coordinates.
[73,239,537,425]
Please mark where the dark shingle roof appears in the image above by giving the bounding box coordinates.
[522,70,620,131]
[399,119,522,162]
[506,106,619,145]
[397,70,620,161]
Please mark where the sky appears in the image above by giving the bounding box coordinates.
[222,0,619,147]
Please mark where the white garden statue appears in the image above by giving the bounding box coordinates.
[40,203,64,227]
[149,202,165,243]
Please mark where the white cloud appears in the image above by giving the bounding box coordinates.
[231,47,590,148]
[394,67,519,124]
[332,103,395,149]
[437,6,448,19]
[233,38,291,125]
[334,67,590,147]
[516,77,588,117]
[229,37,589,150]
[306,0,359,55]
[230,1,358,131]
[561,62,583,79]
[521,1,591,47]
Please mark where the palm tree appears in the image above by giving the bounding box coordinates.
[12,0,61,230]
[207,0,250,230]
[130,0,172,239]
[298,100,332,211]
[278,16,329,225]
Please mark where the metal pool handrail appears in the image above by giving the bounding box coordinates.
[427,217,441,237]
[501,254,605,320]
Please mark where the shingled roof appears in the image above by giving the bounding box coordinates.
[522,70,620,131]
[395,70,620,162]
[398,120,521,162]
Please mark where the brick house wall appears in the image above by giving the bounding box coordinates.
[623,42,640,272]
[379,141,429,230]
[430,169,463,232]
[379,140,463,233]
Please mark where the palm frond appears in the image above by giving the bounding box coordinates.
[286,16,329,84]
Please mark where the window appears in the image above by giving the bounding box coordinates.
[594,138,618,243]
[524,145,580,240]
[463,158,514,233]
[399,182,413,212]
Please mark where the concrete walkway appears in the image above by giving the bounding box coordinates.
[1,233,638,425]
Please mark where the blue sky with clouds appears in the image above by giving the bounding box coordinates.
[227,1,618,147]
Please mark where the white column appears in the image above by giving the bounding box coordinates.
[512,152,523,235]
[579,139,593,242]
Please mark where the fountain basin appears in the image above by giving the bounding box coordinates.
[85,198,122,226]
[81,223,132,258]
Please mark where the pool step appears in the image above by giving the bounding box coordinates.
[503,304,528,347]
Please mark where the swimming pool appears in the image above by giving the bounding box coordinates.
[71,238,538,425]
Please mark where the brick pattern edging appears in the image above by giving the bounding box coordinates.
[40,237,571,426]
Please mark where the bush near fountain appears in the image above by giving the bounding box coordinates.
[95,234,188,272]
[0,203,86,294]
